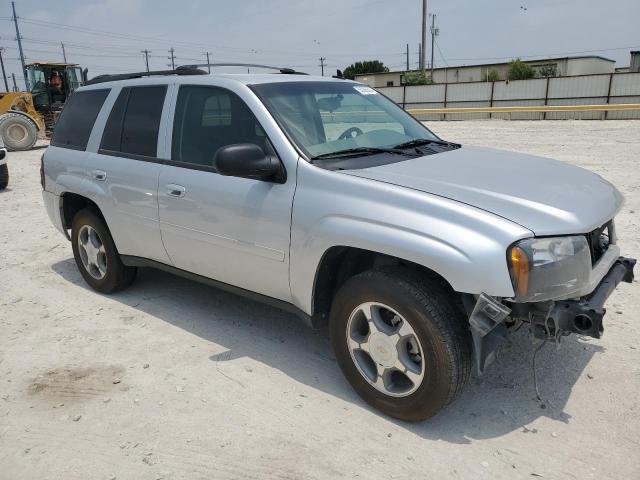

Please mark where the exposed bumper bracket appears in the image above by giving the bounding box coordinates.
[468,293,512,375]
[546,256,636,339]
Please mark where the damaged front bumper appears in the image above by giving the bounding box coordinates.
[469,256,636,374]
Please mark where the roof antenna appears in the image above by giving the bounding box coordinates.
[333,69,344,79]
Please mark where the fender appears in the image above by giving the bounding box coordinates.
[5,109,43,132]
[289,160,534,315]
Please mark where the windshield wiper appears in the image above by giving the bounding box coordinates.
[310,146,414,161]
[393,138,451,149]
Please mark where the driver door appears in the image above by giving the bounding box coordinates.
[158,85,296,302]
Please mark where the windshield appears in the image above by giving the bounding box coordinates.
[251,81,440,159]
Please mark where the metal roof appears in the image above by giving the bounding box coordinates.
[26,61,80,67]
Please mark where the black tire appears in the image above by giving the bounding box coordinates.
[0,163,8,190]
[0,113,38,151]
[71,209,137,293]
[329,267,472,421]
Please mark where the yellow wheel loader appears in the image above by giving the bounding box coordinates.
[0,62,85,151]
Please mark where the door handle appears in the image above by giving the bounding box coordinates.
[166,184,186,198]
[92,169,107,181]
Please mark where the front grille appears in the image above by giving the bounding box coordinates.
[586,221,612,265]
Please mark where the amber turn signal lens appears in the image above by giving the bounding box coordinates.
[510,245,530,297]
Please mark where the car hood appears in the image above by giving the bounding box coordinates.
[344,146,624,236]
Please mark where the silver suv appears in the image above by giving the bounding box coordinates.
[42,67,635,421]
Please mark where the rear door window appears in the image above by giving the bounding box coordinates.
[51,89,109,150]
[100,85,167,158]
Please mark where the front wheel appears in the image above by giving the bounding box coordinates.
[71,209,137,293]
[329,268,472,421]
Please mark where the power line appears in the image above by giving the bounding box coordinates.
[9,16,408,59]
[435,38,449,67]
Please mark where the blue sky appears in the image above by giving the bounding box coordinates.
[1,0,639,87]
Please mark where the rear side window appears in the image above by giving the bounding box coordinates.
[100,85,167,158]
[51,89,109,150]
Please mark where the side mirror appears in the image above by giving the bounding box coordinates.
[214,144,284,183]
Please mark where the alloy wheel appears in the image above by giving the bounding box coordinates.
[346,302,425,397]
[77,225,108,280]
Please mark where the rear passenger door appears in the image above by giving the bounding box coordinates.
[157,85,296,302]
[85,84,171,264]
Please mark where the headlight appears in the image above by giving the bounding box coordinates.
[508,236,591,302]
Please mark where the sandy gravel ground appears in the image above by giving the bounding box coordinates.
[1,120,639,480]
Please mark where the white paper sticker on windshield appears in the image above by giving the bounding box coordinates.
[354,85,378,95]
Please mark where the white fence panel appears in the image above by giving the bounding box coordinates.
[405,84,445,104]
[610,73,640,96]
[493,78,547,100]
[446,82,492,102]
[548,75,610,99]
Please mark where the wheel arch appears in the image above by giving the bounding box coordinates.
[310,246,459,326]
[60,191,106,232]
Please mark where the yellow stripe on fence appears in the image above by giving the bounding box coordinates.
[406,103,640,115]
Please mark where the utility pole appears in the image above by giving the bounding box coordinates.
[418,43,422,70]
[204,52,211,73]
[168,48,176,70]
[11,1,28,90]
[12,73,18,92]
[421,0,427,76]
[319,57,326,76]
[141,49,151,72]
[406,44,410,71]
[430,14,437,78]
[61,42,67,63]
[0,47,8,92]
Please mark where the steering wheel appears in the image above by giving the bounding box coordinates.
[338,127,364,140]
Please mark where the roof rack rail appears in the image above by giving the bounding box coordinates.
[85,67,207,85]
[177,63,308,75]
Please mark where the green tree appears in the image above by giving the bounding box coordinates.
[538,64,558,77]
[402,71,434,85]
[508,58,536,80]
[482,69,500,82]
[343,60,389,80]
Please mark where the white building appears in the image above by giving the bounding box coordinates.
[355,55,616,87]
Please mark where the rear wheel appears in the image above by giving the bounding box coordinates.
[0,163,8,190]
[329,267,472,421]
[71,209,137,293]
[0,113,38,151]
